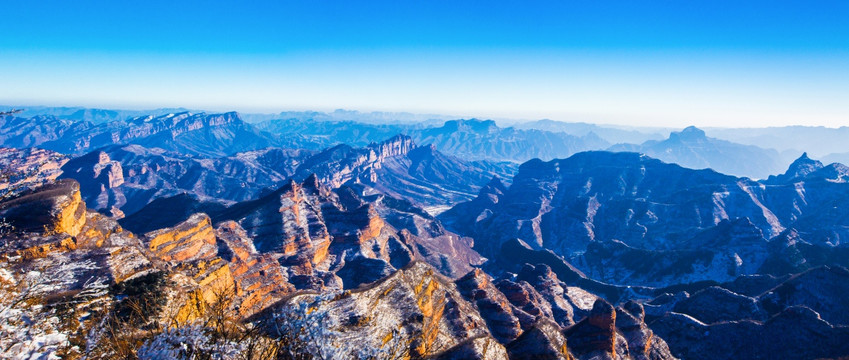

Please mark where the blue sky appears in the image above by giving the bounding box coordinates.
[1,1,847,127]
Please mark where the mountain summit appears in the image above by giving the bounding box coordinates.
[609,125,784,178]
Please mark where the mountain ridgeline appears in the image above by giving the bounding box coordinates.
[2,108,849,359]
[1,110,799,178]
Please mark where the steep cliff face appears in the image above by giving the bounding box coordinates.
[214,177,333,270]
[278,262,674,359]
[59,134,513,222]
[60,150,126,217]
[216,221,293,316]
[292,135,415,188]
[564,299,617,359]
[561,298,676,360]
[615,301,675,360]
[455,269,524,343]
[144,213,218,263]
[0,179,87,237]
[0,178,155,282]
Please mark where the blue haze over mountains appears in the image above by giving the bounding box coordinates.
[5,106,849,359]
[8,105,843,178]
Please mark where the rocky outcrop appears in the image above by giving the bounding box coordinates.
[144,213,217,263]
[0,179,87,237]
[216,221,293,316]
[55,133,514,219]
[292,135,416,189]
[564,299,617,359]
[514,264,576,327]
[562,298,677,360]
[60,150,126,217]
[496,278,556,331]
[615,301,675,360]
[456,269,523,343]
[285,261,492,358]
[506,320,573,360]
[214,177,334,274]
[0,176,685,360]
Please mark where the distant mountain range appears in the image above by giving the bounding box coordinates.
[255,117,612,162]
[0,111,279,157]
[609,126,793,179]
[705,126,849,159]
[515,119,666,145]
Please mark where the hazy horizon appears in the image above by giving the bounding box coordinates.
[2,1,847,128]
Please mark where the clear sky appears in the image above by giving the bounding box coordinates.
[1,1,847,127]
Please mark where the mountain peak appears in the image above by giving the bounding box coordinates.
[782,152,824,180]
[670,126,707,141]
[442,119,499,134]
